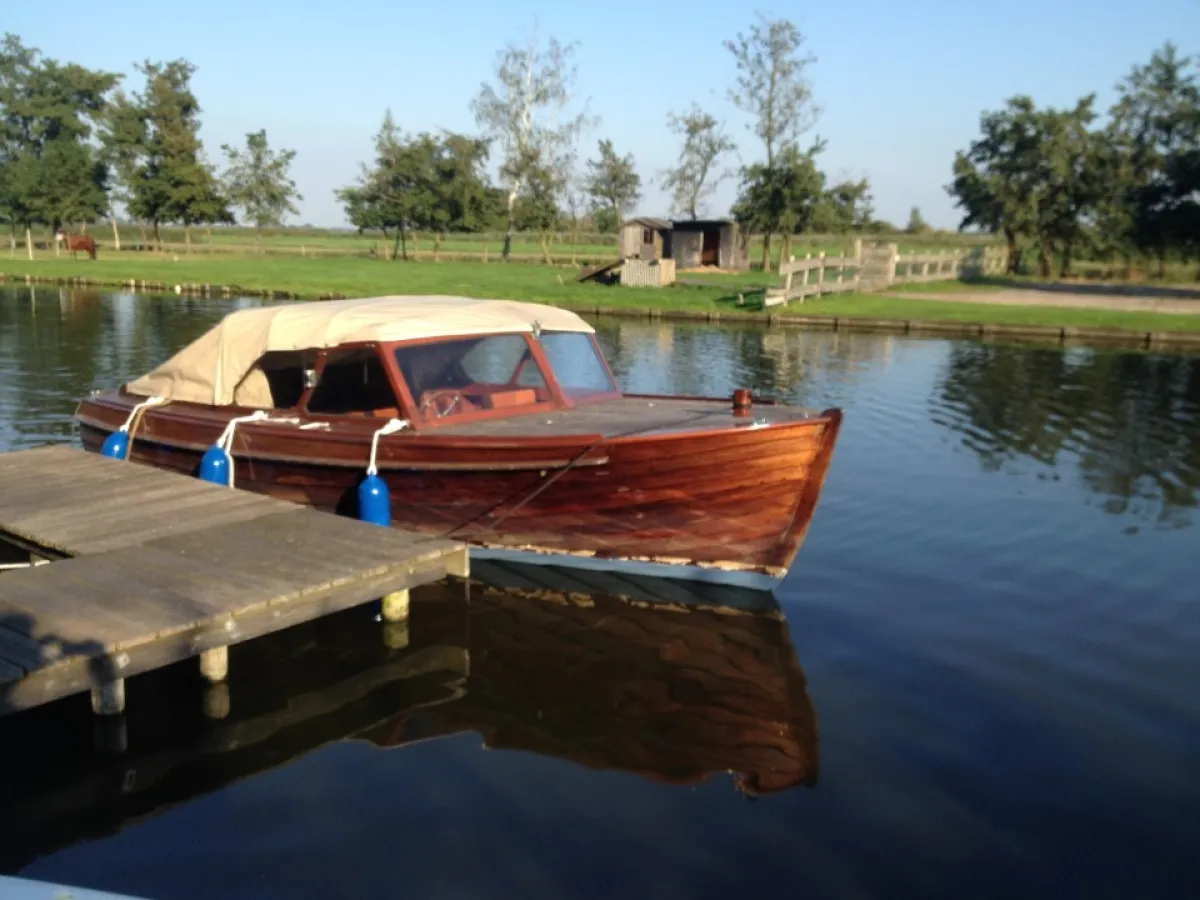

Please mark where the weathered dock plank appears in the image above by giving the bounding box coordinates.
[0,444,469,717]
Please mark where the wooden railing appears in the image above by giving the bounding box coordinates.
[765,242,1008,305]
[765,252,862,305]
[893,247,1006,283]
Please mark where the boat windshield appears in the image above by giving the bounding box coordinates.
[536,331,618,402]
[394,334,552,421]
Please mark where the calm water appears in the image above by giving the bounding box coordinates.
[1,285,1199,899]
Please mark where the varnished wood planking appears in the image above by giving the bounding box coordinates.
[0,445,467,716]
[74,388,843,576]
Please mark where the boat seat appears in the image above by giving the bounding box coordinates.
[485,389,537,409]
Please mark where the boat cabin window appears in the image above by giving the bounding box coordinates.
[234,350,314,409]
[306,347,400,416]
[537,331,618,401]
[394,335,550,420]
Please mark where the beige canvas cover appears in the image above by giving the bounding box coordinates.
[125,295,596,408]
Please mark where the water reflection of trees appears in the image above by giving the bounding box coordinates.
[933,343,1200,527]
[0,287,235,446]
[593,320,893,404]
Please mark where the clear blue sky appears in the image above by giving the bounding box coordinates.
[6,0,1197,229]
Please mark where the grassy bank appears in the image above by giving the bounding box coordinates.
[4,255,1200,334]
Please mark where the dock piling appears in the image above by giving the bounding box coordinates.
[382,589,410,622]
[199,646,229,683]
[90,680,125,716]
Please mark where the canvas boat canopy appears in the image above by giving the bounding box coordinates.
[124,295,596,408]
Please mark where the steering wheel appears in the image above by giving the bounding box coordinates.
[420,389,464,418]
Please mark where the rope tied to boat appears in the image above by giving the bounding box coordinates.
[212,411,313,488]
[118,395,167,433]
[100,395,168,460]
[367,418,409,475]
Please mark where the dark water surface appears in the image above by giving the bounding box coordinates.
[1,285,1199,899]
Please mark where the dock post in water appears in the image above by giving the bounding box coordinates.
[382,589,410,621]
[90,680,125,716]
[200,646,229,682]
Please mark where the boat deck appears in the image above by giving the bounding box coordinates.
[431,396,823,438]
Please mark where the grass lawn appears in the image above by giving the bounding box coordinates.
[4,254,1200,333]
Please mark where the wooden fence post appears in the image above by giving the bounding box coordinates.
[783,255,795,298]
[818,251,827,297]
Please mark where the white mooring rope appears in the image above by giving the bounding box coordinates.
[367,419,409,475]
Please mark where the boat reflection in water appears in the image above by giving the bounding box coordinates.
[0,561,817,873]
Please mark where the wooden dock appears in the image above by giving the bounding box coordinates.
[0,444,468,718]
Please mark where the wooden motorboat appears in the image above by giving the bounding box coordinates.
[74,295,843,588]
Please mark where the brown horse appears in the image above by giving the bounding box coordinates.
[55,231,97,260]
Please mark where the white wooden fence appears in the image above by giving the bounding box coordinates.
[765,241,1007,306]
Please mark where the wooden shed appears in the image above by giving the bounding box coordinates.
[668,219,746,270]
[618,217,672,261]
[617,217,748,271]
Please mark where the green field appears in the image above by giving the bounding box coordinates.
[11,223,999,269]
[4,253,1200,334]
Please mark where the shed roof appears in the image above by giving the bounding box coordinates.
[621,217,672,231]
[124,295,594,408]
[669,218,735,229]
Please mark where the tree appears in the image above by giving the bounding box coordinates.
[732,146,824,265]
[1026,97,1098,277]
[1108,42,1200,277]
[127,59,231,249]
[813,177,874,237]
[433,132,501,235]
[725,13,820,268]
[220,129,302,250]
[662,104,737,219]
[512,158,564,264]
[905,207,931,234]
[336,110,417,260]
[97,88,147,249]
[583,138,640,232]
[946,97,1045,273]
[0,33,118,254]
[471,24,592,259]
[337,112,502,260]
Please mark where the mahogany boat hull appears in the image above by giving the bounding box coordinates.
[74,392,843,588]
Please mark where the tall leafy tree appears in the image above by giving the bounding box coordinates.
[337,110,418,260]
[725,13,820,268]
[583,138,640,232]
[732,146,824,265]
[337,112,500,259]
[128,59,230,249]
[471,25,592,259]
[432,132,500,235]
[0,33,118,253]
[812,177,874,238]
[220,129,302,251]
[662,104,737,220]
[97,88,147,249]
[1027,97,1098,277]
[947,97,1045,273]
[512,158,564,264]
[1108,42,1200,277]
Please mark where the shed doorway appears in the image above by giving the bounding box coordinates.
[701,228,720,266]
